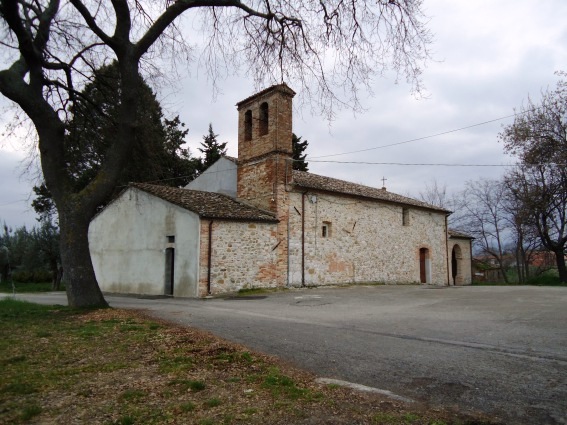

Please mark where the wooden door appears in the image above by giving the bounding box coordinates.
[419,248,427,283]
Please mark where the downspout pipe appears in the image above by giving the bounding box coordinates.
[207,220,213,295]
[301,191,306,287]
[470,239,474,285]
[445,214,451,286]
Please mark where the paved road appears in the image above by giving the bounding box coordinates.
[13,285,567,424]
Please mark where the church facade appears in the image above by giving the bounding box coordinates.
[88,84,472,297]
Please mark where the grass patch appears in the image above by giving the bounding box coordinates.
[1,381,37,395]
[473,268,566,286]
[20,403,42,421]
[261,367,309,400]
[114,415,135,425]
[203,397,221,408]
[0,281,65,293]
[167,379,206,392]
[119,389,146,401]
[0,298,497,425]
[179,401,196,412]
[158,355,194,373]
[526,270,566,286]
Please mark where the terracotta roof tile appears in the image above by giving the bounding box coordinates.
[236,83,295,108]
[131,183,277,222]
[291,170,449,213]
[448,229,474,239]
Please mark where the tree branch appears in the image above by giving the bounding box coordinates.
[68,0,114,47]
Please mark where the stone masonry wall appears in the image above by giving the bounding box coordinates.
[287,191,449,286]
[448,238,473,285]
[198,220,279,296]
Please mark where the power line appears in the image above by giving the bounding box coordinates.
[309,160,514,167]
[308,160,565,167]
[0,199,27,207]
[307,108,538,160]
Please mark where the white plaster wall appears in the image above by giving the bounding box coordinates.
[287,191,449,286]
[206,221,279,294]
[88,188,201,297]
[185,157,237,198]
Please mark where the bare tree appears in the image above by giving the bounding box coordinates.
[418,179,449,209]
[500,74,567,282]
[0,0,432,307]
[459,179,512,283]
[501,182,541,283]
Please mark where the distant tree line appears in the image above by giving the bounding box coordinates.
[0,221,62,289]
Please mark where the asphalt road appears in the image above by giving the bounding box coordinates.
[13,285,567,424]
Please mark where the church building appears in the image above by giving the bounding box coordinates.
[88,84,472,297]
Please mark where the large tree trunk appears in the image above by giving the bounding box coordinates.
[59,210,107,308]
[555,250,567,283]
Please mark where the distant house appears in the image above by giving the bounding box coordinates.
[89,84,473,297]
[471,258,505,283]
[528,251,559,268]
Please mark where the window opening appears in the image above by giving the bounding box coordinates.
[402,208,410,226]
[244,110,252,141]
[259,102,269,135]
[321,221,331,238]
[167,235,175,243]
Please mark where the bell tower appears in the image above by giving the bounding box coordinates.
[236,84,295,212]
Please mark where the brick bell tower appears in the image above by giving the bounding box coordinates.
[236,84,295,213]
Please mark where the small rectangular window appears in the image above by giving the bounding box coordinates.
[167,235,175,243]
[321,221,331,238]
[402,208,410,226]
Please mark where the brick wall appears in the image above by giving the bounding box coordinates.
[237,85,294,213]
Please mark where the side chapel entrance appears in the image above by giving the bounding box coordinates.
[451,244,463,285]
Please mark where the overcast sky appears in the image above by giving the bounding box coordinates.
[1,0,566,229]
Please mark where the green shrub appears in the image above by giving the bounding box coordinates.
[11,269,52,283]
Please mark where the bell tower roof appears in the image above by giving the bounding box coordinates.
[236,83,295,110]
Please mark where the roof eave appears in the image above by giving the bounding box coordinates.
[290,182,450,214]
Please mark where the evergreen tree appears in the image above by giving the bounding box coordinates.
[198,124,228,172]
[0,221,61,286]
[292,133,309,171]
[32,62,199,219]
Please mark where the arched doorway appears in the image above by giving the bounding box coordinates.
[419,248,430,284]
[451,244,463,285]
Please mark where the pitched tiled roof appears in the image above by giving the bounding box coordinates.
[131,183,277,222]
[291,170,449,213]
[448,229,474,239]
[236,83,296,108]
